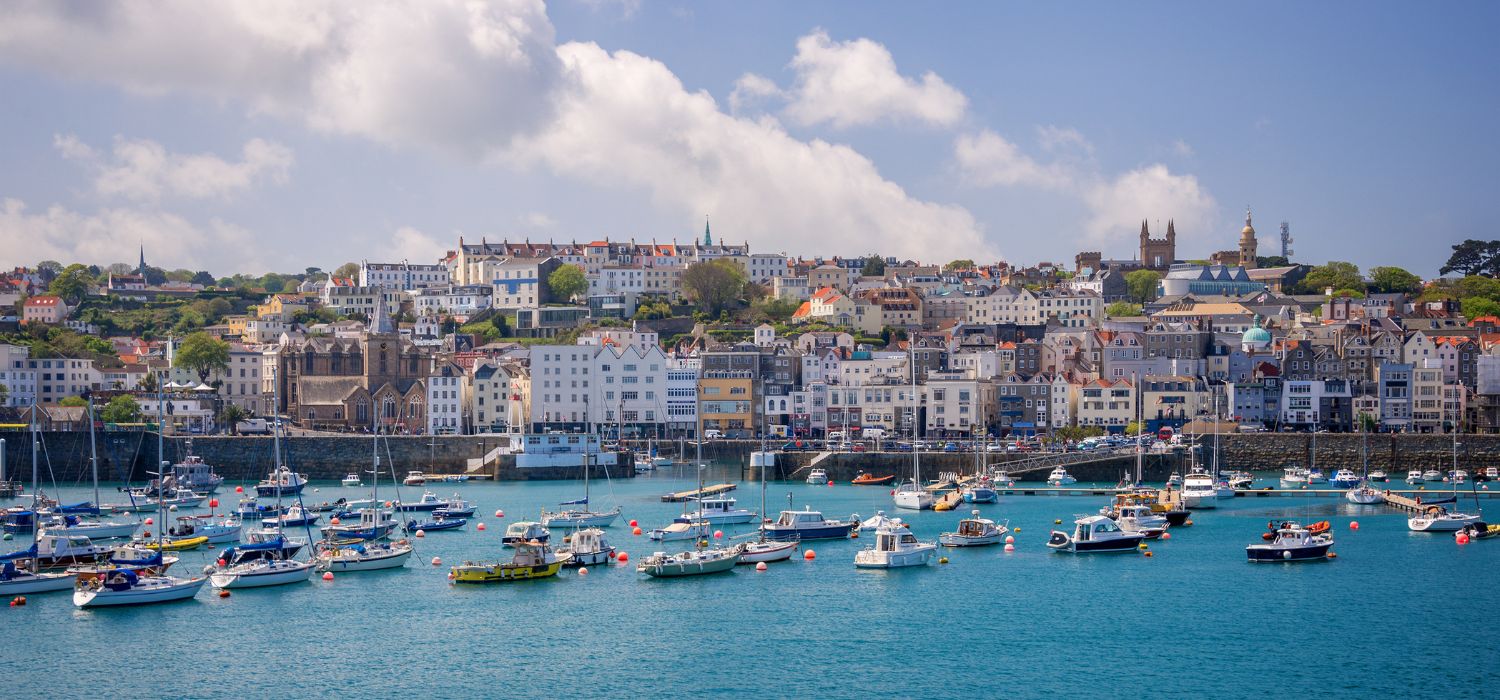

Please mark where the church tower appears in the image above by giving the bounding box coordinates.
[1239,208,1258,270]
[1138,219,1176,271]
[703,217,713,247]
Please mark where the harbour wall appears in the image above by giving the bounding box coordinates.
[4,432,1495,485]
[766,452,1187,483]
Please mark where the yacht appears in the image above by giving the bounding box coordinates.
[1046,467,1077,486]
[1408,505,1482,532]
[1247,522,1334,562]
[1228,472,1254,490]
[1214,479,1237,500]
[209,539,316,589]
[73,568,207,607]
[261,505,318,529]
[341,474,361,487]
[1280,467,1308,488]
[806,468,828,485]
[556,528,615,566]
[938,511,1007,547]
[393,491,447,512]
[685,496,757,525]
[1422,469,1443,482]
[961,479,1000,504]
[0,560,76,595]
[500,521,550,547]
[40,514,139,541]
[989,471,1016,487]
[1047,515,1145,553]
[1166,472,1183,488]
[893,480,935,510]
[636,545,741,578]
[255,466,307,497]
[1406,470,1426,485]
[1305,469,1327,485]
[1369,470,1389,483]
[320,508,398,541]
[763,507,857,541]
[737,539,798,564]
[314,539,413,572]
[1329,469,1361,488]
[403,471,427,486]
[1114,505,1169,539]
[648,517,711,542]
[167,454,224,494]
[9,532,113,570]
[166,515,242,544]
[1345,482,1385,505]
[1181,470,1217,509]
[855,522,938,568]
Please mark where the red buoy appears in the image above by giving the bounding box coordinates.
[803,549,816,560]
[1349,521,1360,530]
[632,527,643,536]
[235,486,244,493]
[616,552,629,563]
[322,572,334,581]
[476,523,486,531]
[713,530,723,539]
[208,499,219,508]
[629,519,638,527]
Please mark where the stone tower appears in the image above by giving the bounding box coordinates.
[1139,220,1176,270]
[1239,208,1258,270]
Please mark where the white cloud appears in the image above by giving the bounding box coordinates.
[954,130,1074,190]
[1037,126,1094,156]
[0,1,562,156]
[376,226,445,263]
[1082,165,1216,242]
[519,211,557,228]
[576,0,642,19]
[56,134,293,202]
[1171,139,1194,157]
[510,43,993,262]
[728,73,785,114]
[781,30,967,129]
[0,197,270,272]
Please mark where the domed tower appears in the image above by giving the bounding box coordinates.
[1239,208,1258,270]
[1241,315,1271,354]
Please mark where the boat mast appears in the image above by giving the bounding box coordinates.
[910,341,919,486]
[758,433,767,543]
[1133,373,1142,485]
[29,402,38,541]
[156,372,166,549]
[88,392,99,508]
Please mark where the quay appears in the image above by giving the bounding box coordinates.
[661,483,738,502]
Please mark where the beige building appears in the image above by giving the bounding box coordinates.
[1077,377,1136,432]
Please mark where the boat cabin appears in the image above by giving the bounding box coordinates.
[875,529,921,552]
[956,519,993,537]
[775,509,828,527]
[1074,516,1123,542]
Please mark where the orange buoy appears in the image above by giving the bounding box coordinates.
[1185,520,1194,526]
[431,557,442,566]
[494,510,503,518]
[803,549,816,560]
[415,530,426,538]
[755,562,768,571]
[632,527,643,536]
[218,589,230,598]
[476,523,486,531]
[1326,552,1338,559]
[1349,521,1360,530]
[578,567,589,576]
[1144,551,1154,558]
[322,572,334,581]
[497,510,505,518]
[330,517,341,525]
[1162,533,1171,540]
[616,552,629,563]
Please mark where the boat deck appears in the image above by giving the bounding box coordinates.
[661,483,738,502]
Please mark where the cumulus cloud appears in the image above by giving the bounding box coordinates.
[1082,165,1216,242]
[0,198,269,271]
[519,211,557,228]
[57,134,293,201]
[1171,139,1194,158]
[780,30,967,129]
[510,43,992,262]
[728,73,786,114]
[0,0,561,156]
[954,130,1074,190]
[376,226,445,263]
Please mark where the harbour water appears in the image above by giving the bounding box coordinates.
[6,463,1499,698]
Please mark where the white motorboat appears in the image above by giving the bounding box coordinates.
[1369,470,1389,482]
[500,521,550,547]
[166,515,242,544]
[1305,469,1327,484]
[634,456,655,474]
[42,514,139,540]
[763,508,857,541]
[686,496,756,525]
[255,466,308,497]
[854,522,937,568]
[1345,483,1385,505]
[314,539,413,572]
[403,471,427,486]
[938,510,1007,547]
[261,505,319,529]
[1422,469,1443,482]
[737,539,797,564]
[556,528,615,566]
[1047,515,1145,553]
[1449,470,1469,484]
[1329,469,1361,488]
[989,471,1016,487]
[1280,467,1308,488]
[1165,472,1182,488]
[393,491,448,512]
[1247,522,1334,562]
[858,510,905,532]
[648,517,710,542]
[1408,505,1482,532]
[1228,472,1254,490]
[73,570,207,607]
[321,508,398,541]
[1181,470,1217,509]
[1214,480,1236,499]
[1046,467,1077,486]
[1406,470,1426,485]
[1114,505,1169,539]
[209,555,316,589]
[637,545,741,578]
[806,468,828,485]
[110,488,206,513]
[893,480,935,510]
[341,474,362,487]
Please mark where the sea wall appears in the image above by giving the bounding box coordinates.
[1208,433,1493,473]
[768,451,1187,483]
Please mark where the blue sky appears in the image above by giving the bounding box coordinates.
[0,1,1494,277]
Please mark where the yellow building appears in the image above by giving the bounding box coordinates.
[698,371,755,437]
[258,293,309,321]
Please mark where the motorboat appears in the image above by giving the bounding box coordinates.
[452,540,570,582]
[434,495,476,518]
[109,488,206,513]
[1406,470,1426,485]
[392,491,447,513]
[1448,470,1469,484]
[855,522,937,568]
[261,505,319,529]
[556,527,615,566]
[166,515,242,544]
[1181,470,1217,509]
[636,545,741,578]
[306,498,350,513]
[634,456,655,474]
[938,511,1007,547]
[648,517,710,542]
[341,474,362,487]
[851,472,895,486]
[6,532,113,570]
[1214,479,1236,499]
[737,539,797,564]
[858,510,905,532]
[651,456,673,468]
[500,521,550,547]
[1113,505,1169,539]
[1345,483,1385,505]
[1047,515,1145,553]
[806,468,828,485]
[255,466,308,497]
[1329,469,1361,488]
[225,532,306,561]
[1456,521,1500,541]
[893,480,935,510]
[168,455,224,494]
[1228,472,1254,490]
[1247,522,1334,562]
[961,479,1000,504]
[1485,467,1499,481]
[1305,469,1328,484]
[763,507,856,541]
[1422,469,1443,482]
[1408,505,1482,532]
[1280,468,1308,488]
[1166,472,1182,488]
[403,471,427,486]
[320,508,399,541]
[1046,467,1077,486]
[233,497,285,519]
[686,496,756,525]
[314,539,413,572]
[73,568,207,608]
[1369,470,1389,483]
[989,471,1016,487]
[404,515,466,533]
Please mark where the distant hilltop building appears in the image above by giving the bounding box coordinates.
[1209,208,1260,269]
[1139,219,1177,271]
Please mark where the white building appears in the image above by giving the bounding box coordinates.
[478,257,558,309]
[0,344,38,407]
[220,343,265,413]
[411,285,493,320]
[745,253,788,284]
[1037,288,1103,328]
[360,261,450,291]
[577,328,660,352]
[471,361,528,433]
[427,360,467,434]
[666,356,700,438]
[24,357,99,404]
[529,343,669,434]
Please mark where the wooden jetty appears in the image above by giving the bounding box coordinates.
[661,483,737,502]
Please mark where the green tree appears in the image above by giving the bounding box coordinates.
[59,396,87,407]
[1297,261,1364,295]
[681,259,746,317]
[47,264,95,304]
[547,265,588,301]
[1125,420,1144,436]
[165,268,194,283]
[752,296,801,323]
[260,273,287,293]
[100,395,143,424]
[1255,255,1291,268]
[1125,269,1161,303]
[860,255,886,277]
[1456,275,1500,302]
[219,404,249,434]
[1461,297,1500,321]
[190,271,216,286]
[175,332,231,383]
[1441,239,1500,277]
[945,259,976,271]
[333,262,360,280]
[1105,301,1143,317]
[1367,266,1422,295]
[139,371,159,393]
[36,260,64,279]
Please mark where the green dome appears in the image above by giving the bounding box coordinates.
[1242,326,1272,346]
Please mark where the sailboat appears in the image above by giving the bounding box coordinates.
[638,431,743,577]
[315,423,412,572]
[541,445,621,528]
[1346,422,1385,505]
[649,429,712,541]
[74,380,208,608]
[210,382,316,589]
[1409,408,1481,532]
[737,436,797,564]
[894,343,934,510]
[0,409,78,595]
[45,397,139,540]
[961,429,999,504]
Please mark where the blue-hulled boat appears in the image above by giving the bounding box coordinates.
[2,509,35,533]
[404,516,467,533]
[961,484,999,504]
[433,496,475,519]
[392,491,447,512]
[762,507,856,542]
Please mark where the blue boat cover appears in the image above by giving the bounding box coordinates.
[103,569,139,591]
[112,549,164,568]
[58,502,100,515]
[559,497,588,505]
[0,543,38,562]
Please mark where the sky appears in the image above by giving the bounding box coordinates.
[0,1,1495,278]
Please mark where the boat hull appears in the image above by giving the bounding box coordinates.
[320,547,412,572]
[961,489,999,504]
[1408,514,1481,532]
[559,548,614,566]
[938,533,1001,547]
[541,509,621,528]
[450,561,564,582]
[57,522,140,540]
[210,561,315,588]
[0,571,76,594]
[1246,543,1332,562]
[737,541,797,563]
[854,545,936,568]
[1046,532,1145,553]
[763,523,854,542]
[638,554,738,578]
[255,483,304,497]
[73,576,207,607]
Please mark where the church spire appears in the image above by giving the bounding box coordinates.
[138,244,146,275]
[703,216,712,247]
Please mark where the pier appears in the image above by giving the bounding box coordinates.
[660,483,738,502]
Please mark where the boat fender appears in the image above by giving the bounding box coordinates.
[1261,532,1274,541]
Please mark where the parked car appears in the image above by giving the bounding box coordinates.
[704,429,724,439]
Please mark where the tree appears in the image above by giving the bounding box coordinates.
[1456,275,1500,302]
[106,263,135,275]
[175,331,230,383]
[191,271,216,286]
[100,395,143,424]
[1461,297,1500,321]
[1367,266,1422,295]
[1125,421,1144,436]
[1255,255,1291,268]
[547,265,588,302]
[142,266,168,286]
[333,262,360,280]
[752,296,801,323]
[1296,261,1364,295]
[260,273,287,293]
[59,396,87,407]
[47,264,95,304]
[138,371,159,393]
[860,255,886,277]
[165,268,194,283]
[35,260,63,280]
[1441,239,1500,277]
[945,259,976,271]
[1105,301,1143,317]
[219,404,249,434]
[1124,269,1161,303]
[681,259,746,317]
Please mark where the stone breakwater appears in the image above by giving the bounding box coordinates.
[6,431,1497,484]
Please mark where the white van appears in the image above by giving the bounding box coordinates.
[826,430,846,442]
[703,429,724,439]
[861,428,886,441]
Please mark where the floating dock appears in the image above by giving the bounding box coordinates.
[661,483,738,502]
[991,485,1499,501]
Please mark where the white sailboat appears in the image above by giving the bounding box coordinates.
[1,409,78,595]
[315,423,411,572]
[894,343,934,510]
[1346,424,1385,505]
[1409,412,1480,532]
[541,446,622,528]
[737,436,797,564]
[639,432,743,577]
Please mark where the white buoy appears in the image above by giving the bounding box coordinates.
[578,567,589,576]
[431,557,442,566]
[755,562,768,571]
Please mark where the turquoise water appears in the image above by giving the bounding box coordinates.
[5,466,1499,699]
